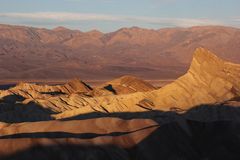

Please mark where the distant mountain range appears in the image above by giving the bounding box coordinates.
[0,24,239,80]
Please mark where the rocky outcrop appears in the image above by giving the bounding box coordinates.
[0,48,239,120]
[150,47,240,110]
[91,75,156,96]
[0,76,156,118]
[0,79,92,99]
[48,48,240,119]
[15,79,92,94]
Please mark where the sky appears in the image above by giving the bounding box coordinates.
[0,0,239,32]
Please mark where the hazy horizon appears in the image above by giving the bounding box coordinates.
[0,0,240,32]
[1,22,240,33]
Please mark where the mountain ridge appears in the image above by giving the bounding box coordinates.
[0,24,240,80]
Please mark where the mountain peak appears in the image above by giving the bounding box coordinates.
[193,47,222,62]
[53,26,70,31]
[116,26,150,33]
[86,29,103,36]
[189,47,225,72]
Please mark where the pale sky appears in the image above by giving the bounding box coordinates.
[0,0,239,32]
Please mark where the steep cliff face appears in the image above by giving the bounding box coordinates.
[151,47,240,110]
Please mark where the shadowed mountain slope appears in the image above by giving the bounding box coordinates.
[0,104,240,160]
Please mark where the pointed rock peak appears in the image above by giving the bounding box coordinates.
[66,78,84,85]
[106,75,155,89]
[113,27,128,34]
[93,75,155,96]
[17,81,25,86]
[193,47,223,63]
[16,82,31,87]
[53,26,70,32]
[189,47,225,72]
[118,75,138,80]
[109,75,139,83]
[66,79,92,91]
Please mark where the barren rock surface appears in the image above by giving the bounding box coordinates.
[0,48,240,120]
[0,48,240,159]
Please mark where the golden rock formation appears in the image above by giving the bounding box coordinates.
[51,48,240,119]
[91,75,156,96]
[0,48,240,159]
[0,48,239,120]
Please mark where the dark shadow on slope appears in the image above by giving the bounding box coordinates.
[131,121,198,160]
[130,104,240,160]
[0,124,158,139]
[187,120,240,159]
[0,94,55,123]
[61,103,240,124]
[229,96,240,101]
[1,145,130,160]
[0,104,240,159]
[40,91,66,96]
[0,94,26,104]
[104,84,117,95]
[56,104,240,159]
[1,117,240,159]
[61,110,180,125]
[81,80,93,90]
[0,84,16,90]
[132,119,240,160]
[183,104,240,121]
